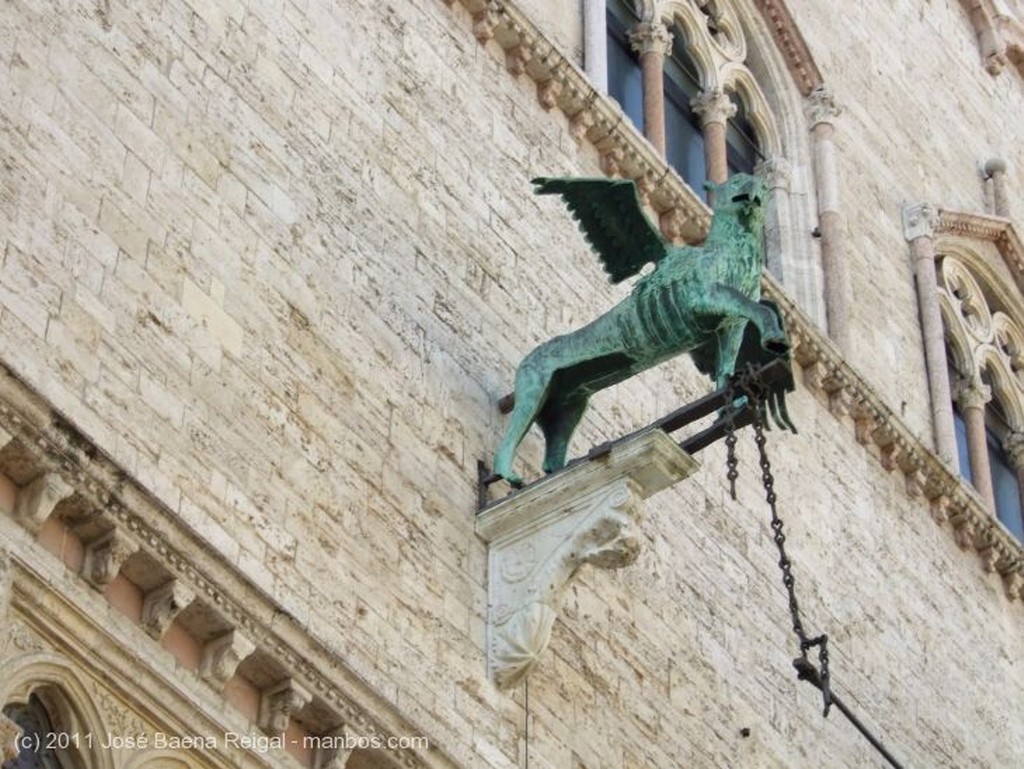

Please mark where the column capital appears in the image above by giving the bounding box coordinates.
[629,21,673,57]
[806,84,842,127]
[902,202,939,242]
[1004,431,1024,469]
[955,378,992,410]
[690,88,737,127]
[755,156,792,191]
[984,157,1008,178]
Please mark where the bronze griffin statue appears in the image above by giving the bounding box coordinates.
[493,173,794,487]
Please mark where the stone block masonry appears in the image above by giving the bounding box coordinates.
[0,0,1022,767]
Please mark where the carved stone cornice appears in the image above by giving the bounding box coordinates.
[903,202,939,242]
[476,431,698,687]
[629,20,673,58]
[0,365,445,769]
[936,209,1024,295]
[751,0,823,95]
[690,89,738,127]
[805,84,842,128]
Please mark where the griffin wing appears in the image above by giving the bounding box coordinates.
[532,177,671,284]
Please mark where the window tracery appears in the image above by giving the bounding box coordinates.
[939,252,1024,539]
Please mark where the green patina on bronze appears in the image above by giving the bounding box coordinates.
[494,172,791,486]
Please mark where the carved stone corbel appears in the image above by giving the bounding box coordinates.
[505,44,531,76]
[537,77,562,110]
[141,579,196,640]
[312,726,354,769]
[200,629,256,689]
[1003,568,1024,600]
[569,110,594,143]
[259,679,312,734]
[477,430,698,688]
[13,472,73,535]
[0,714,22,762]
[81,529,137,589]
[473,6,499,43]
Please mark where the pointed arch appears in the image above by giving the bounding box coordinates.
[1,653,116,769]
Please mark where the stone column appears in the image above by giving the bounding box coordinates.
[956,379,996,513]
[629,21,672,157]
[806,85,851,355]
[757,157,793,279]
[691,89,736,186]
[903,203,959,472]
[984,158,1010,217]
[583,0,608,92]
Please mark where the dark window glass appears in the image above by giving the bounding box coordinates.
[606,2,643,131]
[727,97,760,175]
[664,37,706,195]
[3,695,83,769]
[988,427,1024,540]
[953,407,973,485]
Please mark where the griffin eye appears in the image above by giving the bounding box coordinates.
[732,193,751,203]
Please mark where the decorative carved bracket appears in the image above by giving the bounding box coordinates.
[81,529,137,590]
[476,431,698,688]
[200,629,256,689]
[141,579,196,640]
[13,472,72,535]
[259,678,312,734]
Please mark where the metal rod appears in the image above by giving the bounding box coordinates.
[794,659,907,769]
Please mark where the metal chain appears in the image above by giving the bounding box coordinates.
[724,389,740,501]
[750,401,832,717]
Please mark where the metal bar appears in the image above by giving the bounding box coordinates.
[794,660,907,769]
[679,407,756,454]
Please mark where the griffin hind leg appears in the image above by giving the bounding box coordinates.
[537,394,590,475]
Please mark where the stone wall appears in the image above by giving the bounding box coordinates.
[0,0,1022,767]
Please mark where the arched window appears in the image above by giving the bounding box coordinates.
[940,252,1024,541]
[3,694,87,769]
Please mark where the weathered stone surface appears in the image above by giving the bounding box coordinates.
[0,0,1022,767]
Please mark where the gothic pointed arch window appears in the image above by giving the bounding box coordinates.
[939,251,1024,541]
[3,693,88,769]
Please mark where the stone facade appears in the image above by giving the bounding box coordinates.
[0,0,1022,768]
